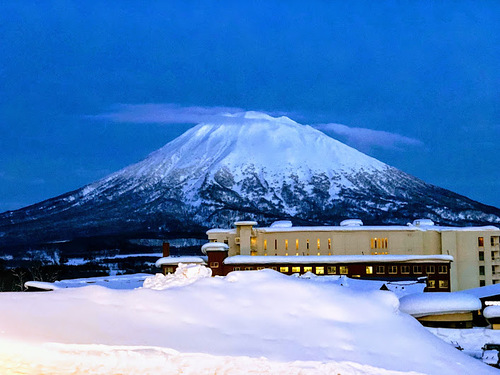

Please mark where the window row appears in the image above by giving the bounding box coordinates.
[427,279,449,289]
[262,237,389,251]
[478,236,500,247]
[230,264,448,276]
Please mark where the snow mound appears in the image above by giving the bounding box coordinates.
[399,292,481,317]
[484,305,500,319]
[142,263,212,290]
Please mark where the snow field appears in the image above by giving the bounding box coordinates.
[0,268,497,374]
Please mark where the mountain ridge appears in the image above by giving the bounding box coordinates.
[1,112,499,250]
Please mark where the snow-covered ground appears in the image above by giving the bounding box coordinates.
[0,266,497,374]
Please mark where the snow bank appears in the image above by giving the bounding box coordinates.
[154,256,206,267]
[0,269,496,374]
[143,263,212,290]
[399,292,481,317]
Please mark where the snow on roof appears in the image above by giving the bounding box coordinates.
[24,281,59,291]
[462,283,500,299]
[234,221,258,226]
[484,306,500,319]
[223,254,453,265]
[257,224,499,233]
[201,242,229,254]
[270,220,293,228]
[155,256,206,267]
[399,292,481,317]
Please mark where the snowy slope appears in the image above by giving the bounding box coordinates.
[1,111,499,248]
[0,268,496,374]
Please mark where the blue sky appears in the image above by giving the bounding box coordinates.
[0,1,499,212]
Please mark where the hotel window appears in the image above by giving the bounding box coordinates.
[304,266,313,273]
[492,236,500,246]
[245,267,253,270]
[264,240,267,251]
[257,267,265,270]
[426,265,435,274]
[296,239,299,251]
[438,280,449,289]
[480,266,485,276]
[275,239,278,250]
[480,280,486,287]
[376,265,385,274]
[479,251,485,261]
[280,266,289,273]
[327,266,337,274]
[427,280,436,288]
[478,237,484,247]
[224,240,229,244]
[388,265,398,274]
[413,265,422,274]
[370,238,388,249]
[271,267,277,270]
[292,266,301,273]
[366,266,373,275]
[328,238,332,250]
[306,239,310,250]
[317,239,321,250]
[234,267,241,271]
[493,266,496,275]
[166,267,174,274]
[315,266,325,275]
[210,262,219,268]
[401,265,410,274]
[340,266,349,274]
[438,265,447,274]
[285,239,288,251]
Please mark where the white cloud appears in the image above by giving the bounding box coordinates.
[314,123,423,151]
[91,103,246,124]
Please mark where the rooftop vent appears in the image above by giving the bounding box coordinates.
[340,219,363,227]
[413,219,435,227]
[270,220,293,228]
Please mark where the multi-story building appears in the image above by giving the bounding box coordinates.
[206,219,500,291]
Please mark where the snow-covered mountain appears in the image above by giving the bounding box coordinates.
[1,112,499,249]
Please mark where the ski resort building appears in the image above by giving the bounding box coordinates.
[204,220,500,292]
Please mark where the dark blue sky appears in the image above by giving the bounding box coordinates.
[1,1,499,212]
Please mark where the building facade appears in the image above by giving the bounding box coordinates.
[206,219,500,291]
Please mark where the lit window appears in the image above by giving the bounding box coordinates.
[426,265,435,274]
[328,238,331,250]
[480,266,485,275]
[479,252,485,261]
[340,266,349,274]
[327,266,336,274]
[317,239,320,250]
[366,266,373,275]
[264,240,267,251]
[427,280,436,288]
[315,266,325,275]
[257,267,265,270]
[285,253,288,256]
[389,265,397,274]
[245,267,253,270]
[438,280,449,289]
[413,265,422,274]
[234,267,241,271]
[371,238,388,249]
[292,266,301,273]
[210,262,219,268]
[306,239,310,250]
[438,265,447,274]
[296,239,299,251]
[295,252,299,256]
[478,237,484,247]
[492,236,500,246]
[317,252,321,256]
[285,239,288,251]
[376,265,385,274]
[304,266,313,273]
[280,266,289,273]
[166,266,174,274]
[401,265,410,274]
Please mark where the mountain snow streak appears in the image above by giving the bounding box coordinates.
[1,112,499,248]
